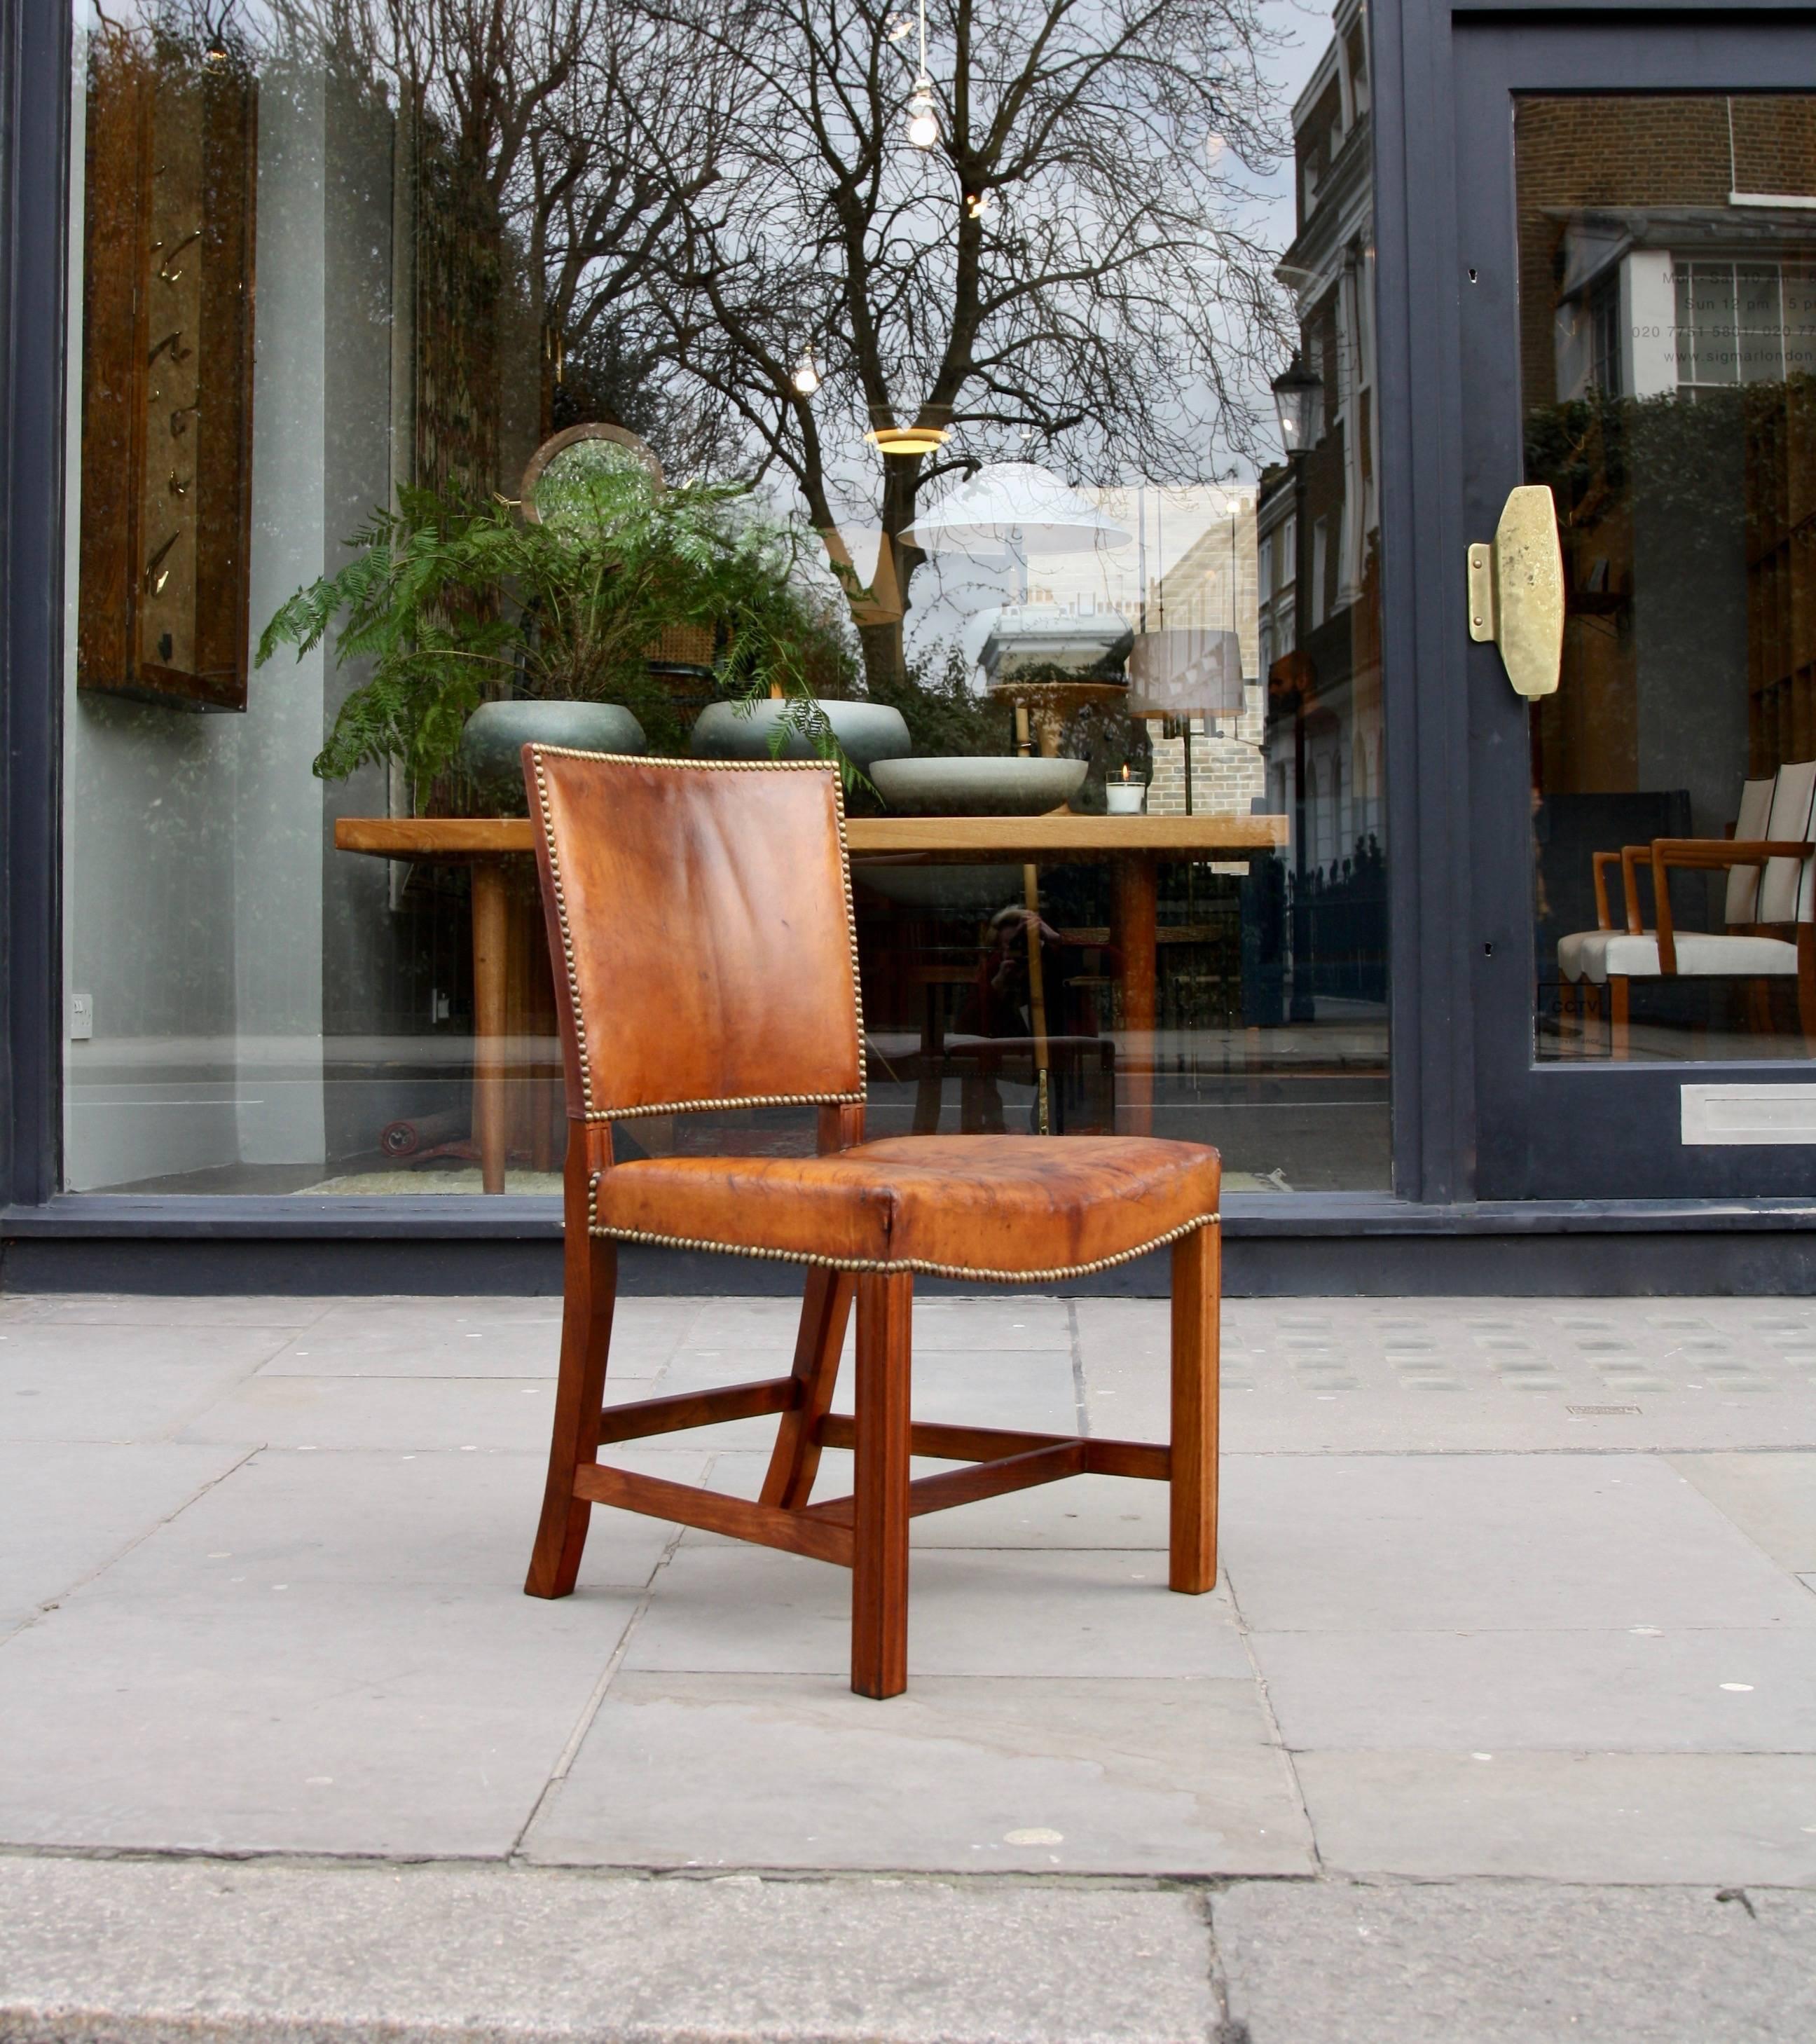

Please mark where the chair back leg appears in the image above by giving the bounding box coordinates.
[1169,1223,1220,1594]
[760,1268,855,1509]
[851,1270,913,1697]
[1609,976,1630,1060]
[525,1137,617,1598]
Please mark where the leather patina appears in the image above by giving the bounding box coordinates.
[528,747,865,1120]
[590,1134,1220,1280]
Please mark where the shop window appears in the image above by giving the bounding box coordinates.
[60,0,1388,1198]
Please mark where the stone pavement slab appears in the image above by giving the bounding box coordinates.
[1253,1621,1816,1751]
[1082,1297,1816,1453]
[0,1293,333,1327]
[256,1298,577,1379]
[620,1544,1247,1677]
[0,1440,247,1634]
[179,1371,579,1452]
[524,1671,1314,1874]
[6,1855,1816,2044]
[1222,1452,1816,1632]
[1215,1879,1816,2044]
[1293,1750,1816,1884]
[0,1856,1217,2044]
[1672,1450,1816,1570]
[0,1324,301,1441]
[0,1446,701,1858]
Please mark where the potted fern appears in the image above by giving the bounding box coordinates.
[256,458,860,807]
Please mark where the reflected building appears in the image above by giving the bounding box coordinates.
[1258,0,1387,1006]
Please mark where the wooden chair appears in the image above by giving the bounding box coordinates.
[520,747,1223,1699]
[1557,777,1774,1054]
[1564,762,1816,1057]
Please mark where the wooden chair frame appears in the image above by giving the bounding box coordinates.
[526,1106,1220,1700]
[1583,837,1816,1057]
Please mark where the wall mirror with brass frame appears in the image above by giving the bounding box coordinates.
[518,423,663,526]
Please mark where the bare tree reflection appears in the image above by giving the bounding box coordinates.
[113,0,1286,680]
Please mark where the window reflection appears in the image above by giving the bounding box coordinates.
[1522,96,1816,1064]
[62,0,1389,1194]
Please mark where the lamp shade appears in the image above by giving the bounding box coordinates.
[900,462,1133,555]
[1271,354,1323,457]
[1126,626,1245,718]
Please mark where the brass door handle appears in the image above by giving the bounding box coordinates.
[1467,483,1564,699]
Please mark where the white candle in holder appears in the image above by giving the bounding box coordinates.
[1105,767,1146,815]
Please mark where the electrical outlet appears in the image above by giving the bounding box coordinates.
[431,989,450,1024]
[69,991,94,1041]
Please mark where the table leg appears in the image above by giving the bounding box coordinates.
[472,859,510,1194]
[1113,855,1158,1137]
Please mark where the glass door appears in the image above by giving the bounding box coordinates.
[1455,20,1816,1198]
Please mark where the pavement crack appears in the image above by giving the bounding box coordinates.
[1067,1301,1090,1438]
[1,1443,261,1640]
[506,1502,689,1859]
[1223,1563,1323,1878]
[1199,1886,1255,2043]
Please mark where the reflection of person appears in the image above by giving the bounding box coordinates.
[951,905,1120,1134]
[956,905,1119,1040]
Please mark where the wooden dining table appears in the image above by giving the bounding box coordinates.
[335,810,1288,1189]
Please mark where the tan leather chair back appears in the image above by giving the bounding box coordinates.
[525,747,865,1122]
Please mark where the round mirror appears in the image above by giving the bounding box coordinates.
[518,423,663,526]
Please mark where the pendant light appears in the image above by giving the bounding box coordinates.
[904,0,938,149]
[791,352,821,396]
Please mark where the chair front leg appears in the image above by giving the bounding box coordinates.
[525,1135,617,1598]
[851,1270,912,1698]
[1169,1223,1220,1594]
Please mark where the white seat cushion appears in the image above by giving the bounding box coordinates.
[1576,930,1798,982]
[1558,928,1625,982]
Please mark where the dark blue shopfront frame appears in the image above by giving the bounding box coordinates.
[1,0,1813,1289]
[1440,6,1816,1198]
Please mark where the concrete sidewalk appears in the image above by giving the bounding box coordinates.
[2,1290,1814,2038]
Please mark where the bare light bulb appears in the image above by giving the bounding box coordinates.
[792,354,820,396]
[906,85,939,149]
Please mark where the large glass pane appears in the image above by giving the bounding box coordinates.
[61,0,1386,1195]
[1520,95,1816,1063]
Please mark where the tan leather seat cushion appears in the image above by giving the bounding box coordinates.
[591,1135,1221,1280]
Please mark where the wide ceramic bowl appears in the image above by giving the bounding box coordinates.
[459,699,646,786]
[852,863,1026,916]
[689,697,912,772]
[870,755,1087,816]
